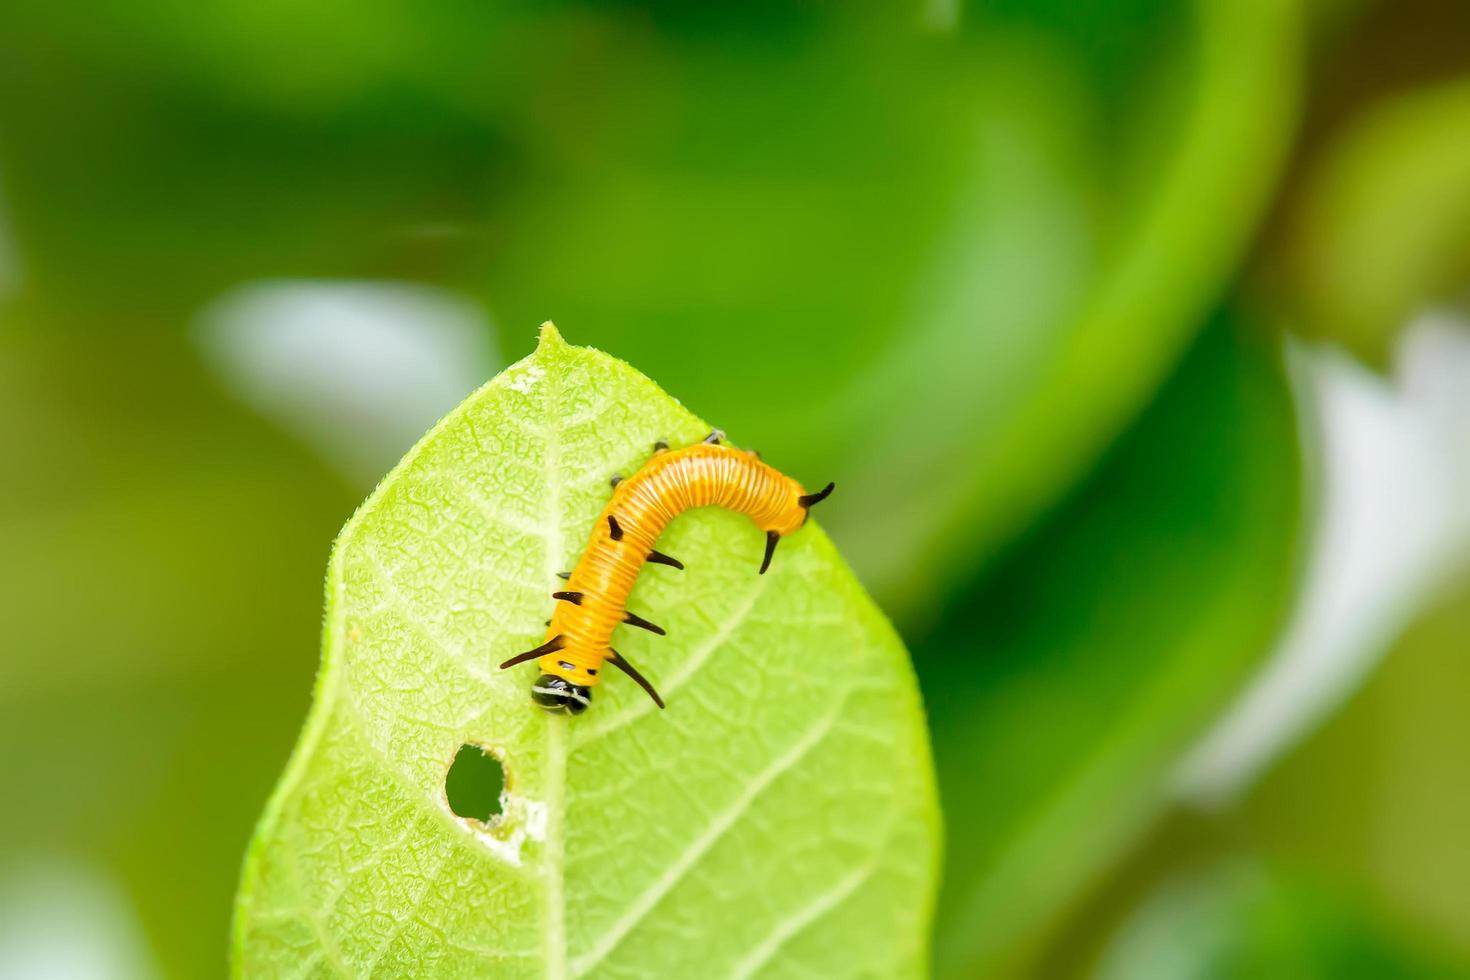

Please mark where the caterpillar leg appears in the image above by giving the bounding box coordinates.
[797,481,835,527]
[623,609,666,635]
[703,429,725,445]
[647,549,683,570]
[798,482,835,510]
[759,530,780,575]
[500,634,564,669]
[653,440,669,453]
[610,473,623,488]
[607,649,665,709]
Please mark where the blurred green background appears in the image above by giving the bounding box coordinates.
[3,0,1470,976]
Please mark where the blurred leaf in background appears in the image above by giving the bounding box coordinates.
[0,0,1301,616]
[0,319,356,979]
[920,313,1302,976]
[484,0,1301,614]
[1242,579,1470,965]
[1095,861,1465,979]
[1264,0,1470,367]
[0,0,513,319]
[1278,78,1470,366]
[1035,583,1470,979]
[1017,306,1470,979]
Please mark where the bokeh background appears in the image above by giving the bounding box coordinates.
[3,0,1470,976]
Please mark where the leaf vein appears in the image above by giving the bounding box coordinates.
[568,677,865,976]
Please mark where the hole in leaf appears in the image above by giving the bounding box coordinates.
[445,744,505,822]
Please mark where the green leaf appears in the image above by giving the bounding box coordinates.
[1244,577,1470,959]
[1280,77,1470,366]
[0,323,355,980]
[1097,862,1470,978]
[921,314,1302,976]
[232,324,939,978]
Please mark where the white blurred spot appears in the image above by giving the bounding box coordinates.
[1176,311,1470,805]
[196,280,500,486]
[1095,863,1269,980]
[0,858,159,980]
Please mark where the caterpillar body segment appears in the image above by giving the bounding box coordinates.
[498,437,833,714]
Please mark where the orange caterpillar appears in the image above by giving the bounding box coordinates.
[499,431,833,714]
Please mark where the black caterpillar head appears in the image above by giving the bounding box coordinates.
[531,674,592,715]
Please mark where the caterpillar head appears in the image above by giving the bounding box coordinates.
[531,674,592,715]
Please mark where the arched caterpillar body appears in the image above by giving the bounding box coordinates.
[499,432,833,714]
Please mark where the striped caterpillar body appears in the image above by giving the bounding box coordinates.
[499,431,834,714]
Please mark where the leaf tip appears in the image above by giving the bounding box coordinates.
[538,320,567,350]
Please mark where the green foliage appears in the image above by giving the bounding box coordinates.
[0,0,1301,619]
[0,325,353,980]
[1245,578,1470,961]
[483,0,1303,614]
[921,316,1302,975]
[232,326,939,977]
[1281,78,1470,365]
[1097,862,1467,979]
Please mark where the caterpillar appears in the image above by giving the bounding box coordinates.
[499,430,833,714]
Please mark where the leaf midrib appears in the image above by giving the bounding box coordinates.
[540,346,569,980]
